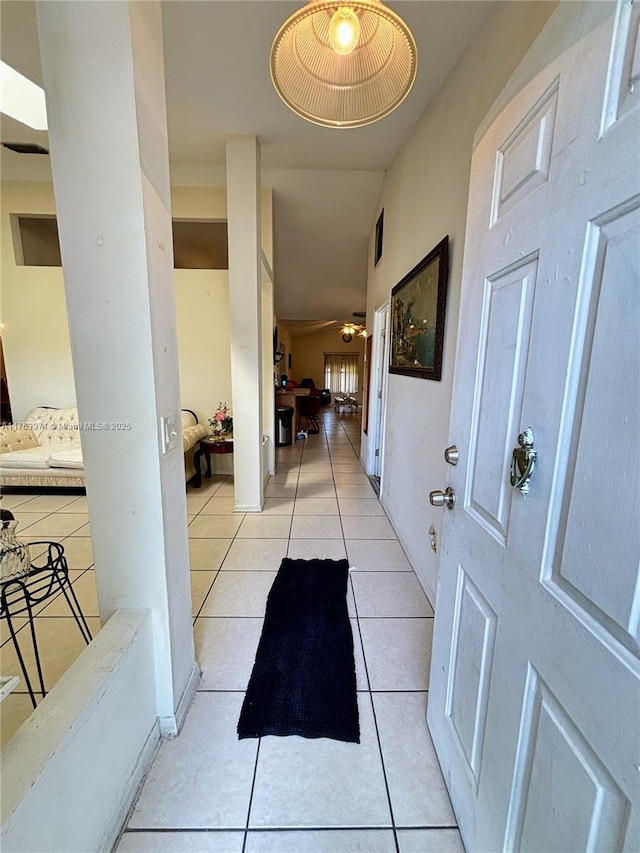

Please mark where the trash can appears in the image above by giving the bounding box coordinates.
[275,405,294,446]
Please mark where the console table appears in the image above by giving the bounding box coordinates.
[334,394,358,412]
[193,437,233,488]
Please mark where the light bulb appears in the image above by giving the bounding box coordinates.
[328,7,360,56]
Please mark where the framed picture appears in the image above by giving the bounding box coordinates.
[374,209,384,266]
[389,235,449,381]
[273,326,286,366]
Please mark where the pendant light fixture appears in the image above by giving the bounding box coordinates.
[270,0,417,129]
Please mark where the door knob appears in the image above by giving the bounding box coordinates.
[510,427,536,497]
[429,486,456,509]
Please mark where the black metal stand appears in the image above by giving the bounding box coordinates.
[0,541,93,708]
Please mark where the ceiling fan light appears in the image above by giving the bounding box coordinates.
[270,0,417,129]
[340,321,366,340]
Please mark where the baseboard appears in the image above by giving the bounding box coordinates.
[98,720,161,853]
[176,660,202,733]
[379,495,436,608]
[158,660,201,738]
[368,474,381,496]
[234,502,264,512]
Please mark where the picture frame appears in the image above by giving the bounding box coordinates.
[389,235,449,381]
[374,209,384,266]
[273,326,285,366]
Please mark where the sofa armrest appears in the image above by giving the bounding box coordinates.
[183,423,208,453]
[1,427,40,455]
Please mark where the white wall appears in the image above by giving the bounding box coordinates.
[0,182,75,419]
[170,186,232,428]
[174,268,230,423]
[1,182,274,431]
[365,1,557,602]
[1,611,158,853]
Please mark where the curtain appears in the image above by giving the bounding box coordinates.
[324,353,359,395]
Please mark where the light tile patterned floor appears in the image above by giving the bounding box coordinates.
[0,411,464,852]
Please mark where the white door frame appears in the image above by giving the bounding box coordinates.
[366,301,390,486]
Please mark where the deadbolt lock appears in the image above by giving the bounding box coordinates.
[429,486,456,510]
[444,445,459,466]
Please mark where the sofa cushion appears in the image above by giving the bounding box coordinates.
[49,448,84,469]
[0,428,40,454]
[23,406,81,451]
[1,447,51,469]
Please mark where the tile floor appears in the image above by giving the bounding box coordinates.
[0,411,464,852]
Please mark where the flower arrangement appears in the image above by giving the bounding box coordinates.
[209,402,233,440]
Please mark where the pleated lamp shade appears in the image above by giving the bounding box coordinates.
[270,0,418,128]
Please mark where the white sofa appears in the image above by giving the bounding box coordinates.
[0,407,208,488]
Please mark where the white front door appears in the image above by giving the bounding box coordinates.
[428,3,640,850]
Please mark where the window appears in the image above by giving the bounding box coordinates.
[324,353,359,395]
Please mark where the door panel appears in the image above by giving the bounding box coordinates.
[602,0,639,128]
[506,667,630,853]
[445,566,497,791]
[491,80,558,225]
[549,200,640,649]
[428,4,639,850]
[468,256,538,543]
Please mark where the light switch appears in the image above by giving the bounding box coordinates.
[160,413,179,455]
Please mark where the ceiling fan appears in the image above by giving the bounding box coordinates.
[340,322,366,342]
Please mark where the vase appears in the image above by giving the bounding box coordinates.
[0,512,31,582]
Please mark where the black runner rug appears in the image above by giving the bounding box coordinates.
[237,557,360,743]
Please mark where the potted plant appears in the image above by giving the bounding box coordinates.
[209,402,233,441]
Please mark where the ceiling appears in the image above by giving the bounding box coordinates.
[0,0,495,329]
